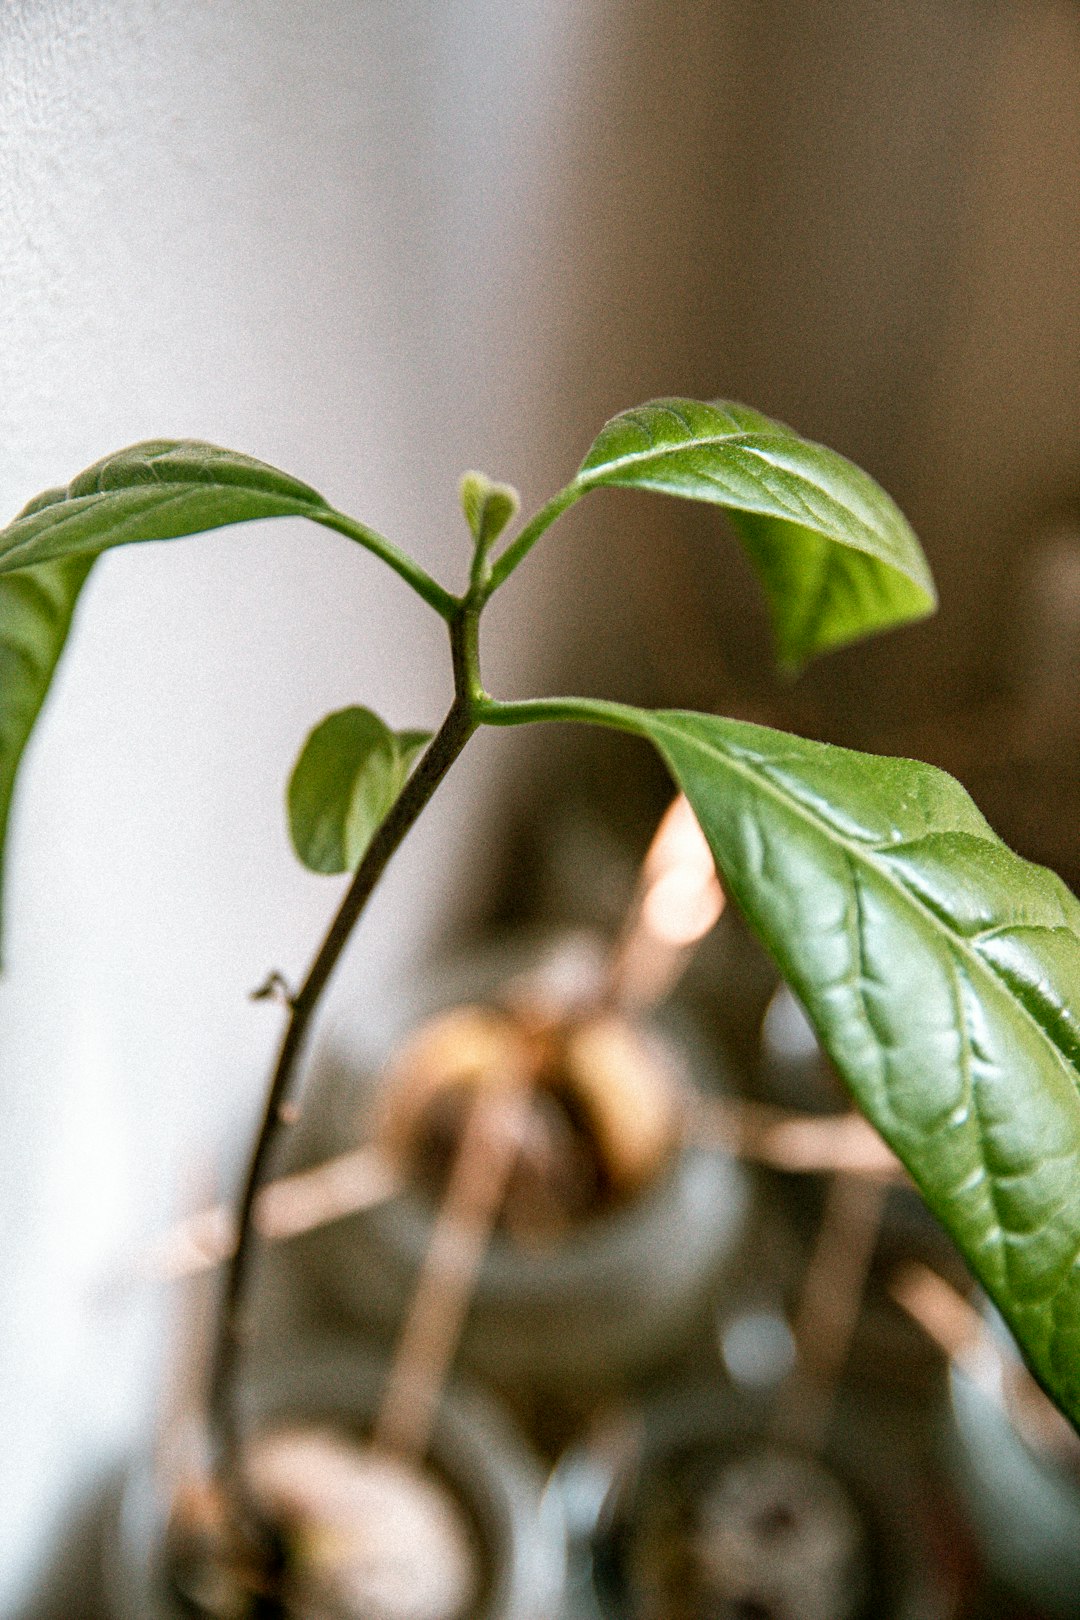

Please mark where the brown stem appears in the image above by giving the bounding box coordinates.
[207,602,480,1505]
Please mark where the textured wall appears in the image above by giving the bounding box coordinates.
[0,3,578,1611]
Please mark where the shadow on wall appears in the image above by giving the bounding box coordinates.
[501,0,1079,748]
[19,1482,115,1620]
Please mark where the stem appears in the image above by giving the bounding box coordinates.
[315,508,458,621]
[208,602,481,1502]
[476,691,646,735]
[483,481,586,597]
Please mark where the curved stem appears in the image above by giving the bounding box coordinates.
[483,481,586,598]
[315,508,458,621]
[208,607,481,1500]
[476,691,647,736]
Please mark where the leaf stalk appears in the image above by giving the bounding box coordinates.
[476,691,644,735]
[483,480,585,597]
[315,508,458,620]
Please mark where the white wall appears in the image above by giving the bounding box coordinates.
[0,3,581,1611]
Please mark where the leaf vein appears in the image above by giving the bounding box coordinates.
[649,715,1080,1099]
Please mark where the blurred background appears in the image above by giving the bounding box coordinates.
[1,1,1079,1616]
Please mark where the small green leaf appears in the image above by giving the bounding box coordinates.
[0,442,332,574]
[0,556,95,958]
[577,398,936,669]
[633,706,1080,1425]
[460,470,520,552]
[287,708,430,875]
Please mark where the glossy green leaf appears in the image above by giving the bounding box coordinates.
[633,706,1080,1424]
[0,555,95,958]
[287,707,431,875]
[577,398,936,668]
[460,470,520,552]
[0,442,333,573]
[0,441,457,620]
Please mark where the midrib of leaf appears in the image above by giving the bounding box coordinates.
[581,427,773,481]
[739,449,893,548]
[943,949,1008,1264]
[833,847,1010,1276]
[645,712,1080,1100]
[580,433,903,564]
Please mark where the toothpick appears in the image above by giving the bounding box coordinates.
[133,1145,398,1282]
[607,793,725,1013]
[891,1261,1080,1466]
[373,1081,531,1460]
[694,1097,904,1181]
[771,1171,888,1453]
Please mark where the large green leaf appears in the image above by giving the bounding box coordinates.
[635,707,1080,1423]
[287,707,431,875]
[0,442,332,573]
[0,442,457,624]
[0,556,95,954]
[577,399,936,669]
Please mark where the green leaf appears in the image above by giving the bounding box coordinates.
[577,398,936,669]
[635,706,1080,1425]
[287,707,431,875]
[0,442,332,574]
[0,556,95,958]
[460,470,520,552]
[1,440,457,625]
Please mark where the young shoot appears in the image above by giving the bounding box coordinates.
[2,394,1079,1539]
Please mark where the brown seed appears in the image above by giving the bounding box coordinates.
[559,1016,684,1196]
